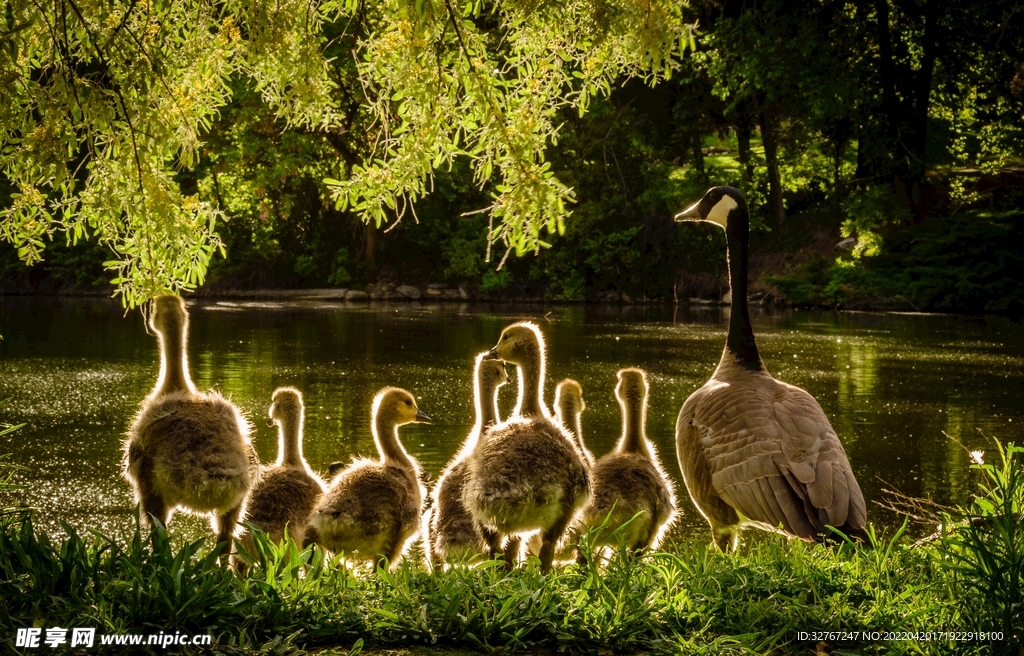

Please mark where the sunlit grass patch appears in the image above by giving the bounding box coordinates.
[0,442,1021,654]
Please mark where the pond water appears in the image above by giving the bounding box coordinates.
[1,296,1022,546]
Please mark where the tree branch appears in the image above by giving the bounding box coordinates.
[64,0,144,190]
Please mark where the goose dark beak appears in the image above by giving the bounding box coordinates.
[483,348,500,360]
[415,409,432,424]
[674,200,703,222]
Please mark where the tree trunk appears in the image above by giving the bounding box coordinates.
[363,221,377,280]
[851,0,901,184]
[758,107,786,227]
[737,114,753,184]
[691,131,708,185]
[908,0,943,218]
[874,0,899,158]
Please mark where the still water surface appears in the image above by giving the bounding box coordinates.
[1,296,1022,545]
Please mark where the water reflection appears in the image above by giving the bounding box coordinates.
[1,297,1022,545]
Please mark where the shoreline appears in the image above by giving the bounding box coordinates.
[1,286,1020,318]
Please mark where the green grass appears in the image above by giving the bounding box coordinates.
[1,403,28,521]
[1,446,1021,655]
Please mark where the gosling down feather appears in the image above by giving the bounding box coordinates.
[237,387,326,563]
[426,353,509,569]
[462,322,591,573]
[303,387,431,569]
[526,378,591,563]
[554,379,593,468]
[578,368,676,557]
[674,187,867,551]
[124,295,260,560]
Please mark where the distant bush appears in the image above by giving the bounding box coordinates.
[765,209,1024,313]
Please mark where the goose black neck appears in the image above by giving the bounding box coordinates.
[725,210,763,371]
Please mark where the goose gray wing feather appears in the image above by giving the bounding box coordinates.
[691,375,866,536]
[773,380,867,530]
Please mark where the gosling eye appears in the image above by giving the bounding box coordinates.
[502,334,508,341]
[405,399,412,406]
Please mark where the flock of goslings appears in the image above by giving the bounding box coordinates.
[122,187,867,574]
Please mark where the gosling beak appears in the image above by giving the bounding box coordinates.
[674,199,703,222]
[415,409,432,424]
[483,348,500,360]
[266,417,275,428]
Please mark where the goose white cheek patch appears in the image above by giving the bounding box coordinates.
[706,195,738,228]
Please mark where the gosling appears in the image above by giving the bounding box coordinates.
[426,354,509,569]
[526,378,591,562]
[555,379,592,467]
[236,387,326,567]
[124,295,259,562]
[577,368,676,559]
[303,387,431,569]
[463,322,591,573]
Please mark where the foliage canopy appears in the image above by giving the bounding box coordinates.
[0,0,690,306]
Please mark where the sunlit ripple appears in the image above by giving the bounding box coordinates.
[2,297,1023,544]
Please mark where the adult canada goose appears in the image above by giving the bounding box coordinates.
[302,387,431,569]
[236,387,326,566]
[462,322,591,573]
[124,295,259,562]
[674,187,867,550]
[577,368,676,557]
[426,353,509,569]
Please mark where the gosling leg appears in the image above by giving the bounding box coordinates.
[643,519,661,552]
[502,536,521,571]
[214,504,243,566]
[134,460,168,532]
[429,544,444,572]
[539,499,575,574]
[381,527,406,572]
[140,494,169,531]
[481,525,502,561]
[301,525,319,550]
